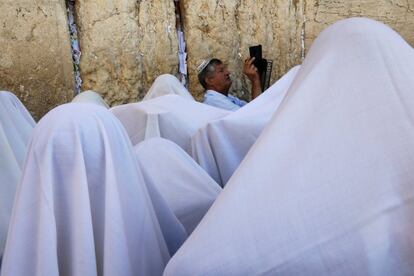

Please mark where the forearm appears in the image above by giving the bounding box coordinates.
[251,78,262,100]
[243,57,262,99]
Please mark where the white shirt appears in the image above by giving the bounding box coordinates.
[203,90,247,111]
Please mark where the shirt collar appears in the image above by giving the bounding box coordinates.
[205,90,229,99]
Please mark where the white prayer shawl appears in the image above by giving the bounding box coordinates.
[164,18,414,275]
[143,175,187,256]
[111,95,230,155]
[134,138,221,234]
[191,65,300,186]
[143,74,194,101]
[1,103,170,276]
[0,91,35,257]
[71,90,110,108]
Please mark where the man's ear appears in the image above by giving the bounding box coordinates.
[205,70,216,87]
[205,76,212,87]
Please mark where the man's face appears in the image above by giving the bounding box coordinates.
[206,63,232,94]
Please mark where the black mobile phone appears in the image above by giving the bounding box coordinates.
[249,45,262,63]
[249,44,266,73]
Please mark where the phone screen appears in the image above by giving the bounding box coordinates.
[249,45,262,61]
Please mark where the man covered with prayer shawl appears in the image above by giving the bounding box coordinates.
[0,91,35,262]
[1,104,174,276]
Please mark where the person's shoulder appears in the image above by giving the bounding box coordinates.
[203,92,240,111]
[203,90,226,102]
[228,94,247,107]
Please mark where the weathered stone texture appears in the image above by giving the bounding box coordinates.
[2,0,414,117]
[182,0,414,100]
[303,0,414,53]
[182,0,304,101]
[76,0,179,106]
[236,0,304,99]
[0,0,74,120]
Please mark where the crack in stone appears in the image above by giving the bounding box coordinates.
[233,0,243,74]
[25,23,37,42]
[33,0,48,17]
[65,0,82,94]
[174,0,188,87]
[407,0,414,13]
[301,0,307,60]
[90,10,124,27]
[394,0,414,13]
[214,0,225,14]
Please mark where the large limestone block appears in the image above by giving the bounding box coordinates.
[0,0,74,120]
[236,0,304,97]
[76,0,179,106]
[303,0,414,52]
[181,0,304,101]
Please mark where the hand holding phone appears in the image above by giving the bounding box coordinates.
[243,57,260,81]
[249,45,267,74]
[249,45,262,69]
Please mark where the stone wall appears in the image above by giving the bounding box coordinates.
[181,0,305,100]
[303,0,414,53]
[1,0,414,118]
[76,0,179,106]
[0,0,74,120]
[182,0,414,100]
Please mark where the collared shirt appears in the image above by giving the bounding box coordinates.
[203,90,247,111]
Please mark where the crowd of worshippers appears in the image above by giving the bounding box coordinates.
[1,17,414,275]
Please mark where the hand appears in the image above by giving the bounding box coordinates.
[243,57,262,99]
[243,57,260,83]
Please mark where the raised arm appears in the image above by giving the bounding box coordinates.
[243,57,262,100]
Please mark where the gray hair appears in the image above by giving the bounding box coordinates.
[198,58,223,89]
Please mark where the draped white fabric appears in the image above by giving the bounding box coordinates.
[1,104,170,276]
[142,173,187,256]
[164,18,414,275]
[134,138,221,234]
[0,91,35,257]
[71,90,110,109]
[191,65,300,186]
[143,74,194,101]
[111,95,230,154]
